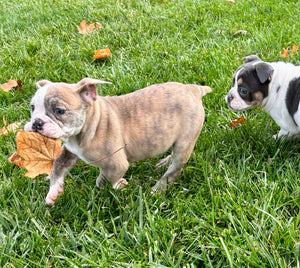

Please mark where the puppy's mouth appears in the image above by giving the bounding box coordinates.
[227,102,239,112]
[228,103,252,112]
[227,103,236,111]
[24,121,64,140]
[226,98,237,112]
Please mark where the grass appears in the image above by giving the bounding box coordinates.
[0,0,300,266]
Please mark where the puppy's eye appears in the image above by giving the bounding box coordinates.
[239,87,248,95]
[31,105,35,112]
[54,108,66,115]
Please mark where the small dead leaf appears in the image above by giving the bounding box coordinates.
[0,119,24,136]
[95,22,102,30]
[9,130,63,178]
[17,80,23,93]
[93,48,111,60]
[77,20,102,35]
[280,48,289,59]
[226,0,235,3]
[292,44,299,55]
[230,117,246,129]
[0,79,23,93]
[3,116,7,126]
[233,30,248,38]
[1,80,18,92]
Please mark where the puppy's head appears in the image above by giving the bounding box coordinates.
[226,55,274,111]
[24,78,111,142]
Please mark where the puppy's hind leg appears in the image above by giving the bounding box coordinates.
[152,160,182,192]
[152,139,196,192]
[156,155,172,168]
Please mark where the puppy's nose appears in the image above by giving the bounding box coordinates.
[226,93,234,103]
[32,118,44,131]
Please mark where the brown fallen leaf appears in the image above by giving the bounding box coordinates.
[17,80,23,93]
[280,48,289,59]
[93,48,111,60]
[0,118,24,136]
[230,117,246,129]
[1,80,18,92]
[9,130,63,178]
[77,20,102,35]
[2,116,7,126]
[292,44,299,55]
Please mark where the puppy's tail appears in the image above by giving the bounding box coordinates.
[199,85,212,96]
[191,85,212,97]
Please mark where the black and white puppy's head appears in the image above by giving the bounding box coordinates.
[226,55,274,111]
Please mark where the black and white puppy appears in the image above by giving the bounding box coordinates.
[226,55,300,138]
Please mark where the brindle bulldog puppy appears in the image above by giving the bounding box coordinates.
[25,78,211,205]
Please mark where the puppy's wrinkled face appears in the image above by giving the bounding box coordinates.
[226,59,274,112]
[24,83,87,142]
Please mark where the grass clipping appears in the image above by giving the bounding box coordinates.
[9,130,63,178]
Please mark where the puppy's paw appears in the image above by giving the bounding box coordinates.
[113,178,128,189]
[45,196,56,206]
[45,182,64,206]
[96,176,105,189]
[151,181,168,193]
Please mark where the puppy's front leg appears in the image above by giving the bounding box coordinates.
[45,147,79,205]
[274,129,295,140]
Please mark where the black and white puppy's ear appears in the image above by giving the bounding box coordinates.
[243,55,261,63]
[255,62,274,84]
[76,78,112,103]
[36,80,52,89]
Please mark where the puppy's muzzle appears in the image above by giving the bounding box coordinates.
[32,118,44,132]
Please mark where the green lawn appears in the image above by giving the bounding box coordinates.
[1,0,300,266]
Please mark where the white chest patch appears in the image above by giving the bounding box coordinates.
[64,138,90,164]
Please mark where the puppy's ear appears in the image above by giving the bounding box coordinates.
[255,62,274,83]
[76,78,112,103]
[36,80,52,89]
[243,55,261,63]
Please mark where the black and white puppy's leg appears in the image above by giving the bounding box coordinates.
[274,128,298,140]
[45,147,79,205]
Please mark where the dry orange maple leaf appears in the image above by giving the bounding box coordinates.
[230,117,247,129]
[0,117,24,136]
[280,45,299,58]
[1,79,18,92]
[9,130,63,178]
[77,20,102,35]
[2,116,7,126]
[93,48,111,60]
[280,48,289,59]
[292,44,299,55]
